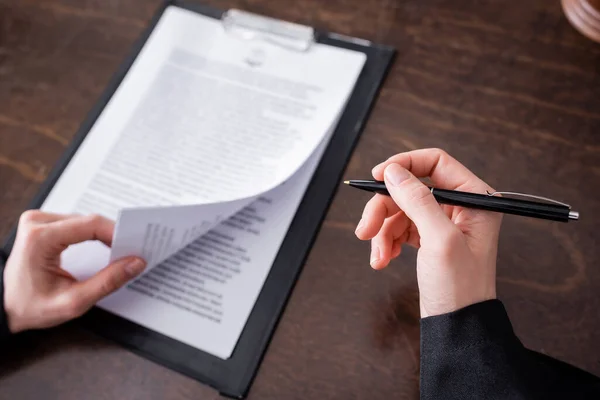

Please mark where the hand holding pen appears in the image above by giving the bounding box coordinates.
[349,148,575,319]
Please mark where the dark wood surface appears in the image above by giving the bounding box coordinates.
[1,0,599,399]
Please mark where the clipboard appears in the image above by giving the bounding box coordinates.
[1,1,395,398]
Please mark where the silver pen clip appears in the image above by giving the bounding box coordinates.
[485,190,571,208]
[486,190,579,220]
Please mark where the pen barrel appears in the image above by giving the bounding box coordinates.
[431,188,571,222]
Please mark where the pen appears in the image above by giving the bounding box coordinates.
[343,180,579,223]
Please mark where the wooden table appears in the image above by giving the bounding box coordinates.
[1,1,599,399]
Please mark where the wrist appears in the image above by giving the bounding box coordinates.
[420,290,497,318]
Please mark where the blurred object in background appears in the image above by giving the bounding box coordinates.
[562,0,600,42]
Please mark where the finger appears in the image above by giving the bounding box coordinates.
[374,230,409,270]
[405,222,421,248]
[33,212,80,224]
[19,210,79,225]
[372,148,491,192]
[370,212,410,269]
[383,163,455,242]
[57,256,146,318]
[355,194,400,240]
[46,214,115,248]
[391,234,407,258]
[391,240,402,259]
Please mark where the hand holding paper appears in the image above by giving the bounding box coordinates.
[3,212,146,333]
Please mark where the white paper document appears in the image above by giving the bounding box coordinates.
[40,6,365,359]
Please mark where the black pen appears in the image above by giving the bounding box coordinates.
[343,180,579,223]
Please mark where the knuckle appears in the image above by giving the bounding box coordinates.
[431,148,448,158]
[422,147,449,160]
[363,196,378,217]
[56,296,86,319]
[406,184,433,209]
[100,280,118,296]
[19,210,42,225]
[21,224,45,244]
[429,148,451,166]
[85,213,104,225]
[101,273,126,295]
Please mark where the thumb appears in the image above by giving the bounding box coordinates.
[383,163,454,241]
[66,256,146,313]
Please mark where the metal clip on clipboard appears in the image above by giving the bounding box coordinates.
[221,9,315,51]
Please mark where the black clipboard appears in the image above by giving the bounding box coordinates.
[2,1,394,398]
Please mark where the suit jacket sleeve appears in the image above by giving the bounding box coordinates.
[0,255,11,341]
[420,299,600,400]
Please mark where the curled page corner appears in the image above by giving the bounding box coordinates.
[110,196,255,272]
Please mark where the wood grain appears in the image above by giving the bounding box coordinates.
[0,0,599,399]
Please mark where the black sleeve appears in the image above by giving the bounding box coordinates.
[0,254,11,341]
[420,300,600,400]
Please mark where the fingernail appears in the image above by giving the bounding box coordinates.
[355,218,365,234]
[370,245,380,268]
[384,164,411,186]
[125,258,146,277]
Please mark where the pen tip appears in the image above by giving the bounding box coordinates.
[343,180,350,185]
